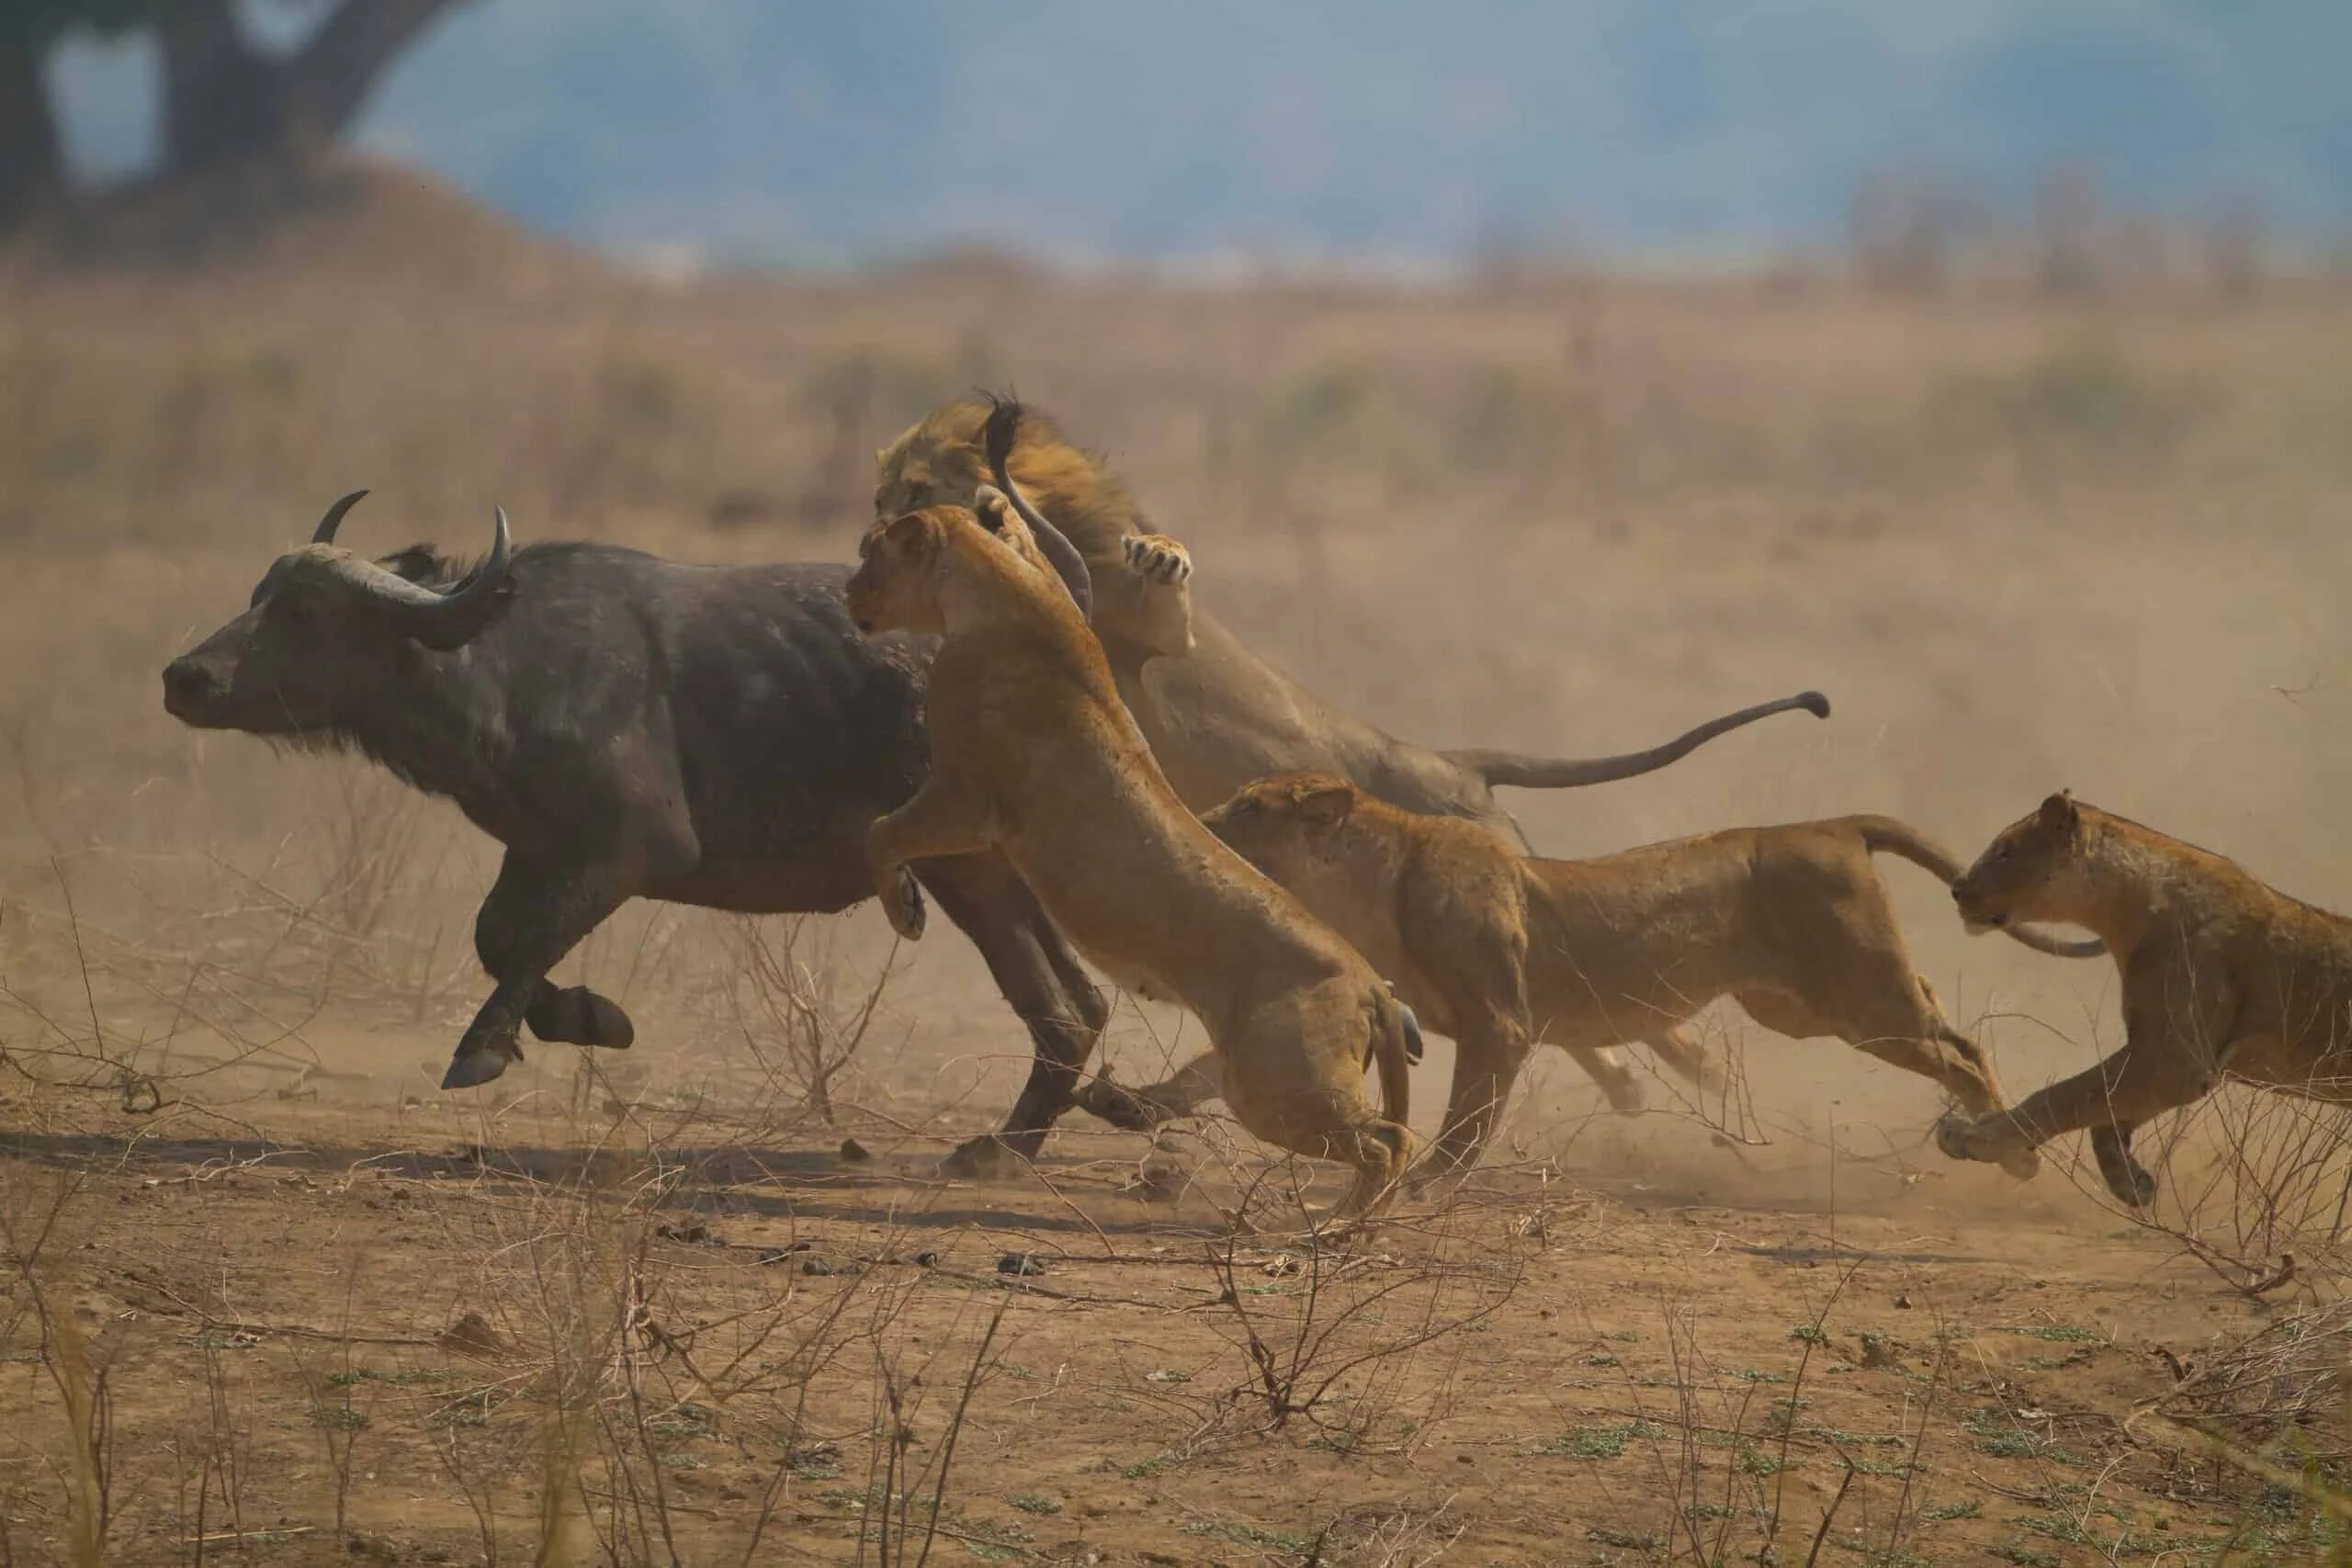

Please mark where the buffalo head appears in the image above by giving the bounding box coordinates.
[163,491,514,734]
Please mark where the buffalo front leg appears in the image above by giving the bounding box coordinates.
[917,853,1114,1179]
[448,857,630,1089]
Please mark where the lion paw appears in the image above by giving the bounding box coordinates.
[879,864,927,941]
[1123,534,1192,585]
[1932,1111,1981,1165]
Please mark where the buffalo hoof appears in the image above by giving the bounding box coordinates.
[527,987,636,1049]
[939,1134,1023,1181]
[880,865,927,942]
[442,1042,520,1090]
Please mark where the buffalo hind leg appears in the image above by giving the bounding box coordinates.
[917,854,1111,1179]
[450,855,630,1089]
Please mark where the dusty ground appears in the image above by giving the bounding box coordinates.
[0,1055,2328,1566]
[3,166,2350,1562]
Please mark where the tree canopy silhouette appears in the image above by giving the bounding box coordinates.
[2,0,467,231]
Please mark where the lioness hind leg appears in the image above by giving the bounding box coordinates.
[1638,1023,1716,1099]
[1566,1045,1646,1114]
[2089,1123,2156,1209]
[1333,1119,1414,1218]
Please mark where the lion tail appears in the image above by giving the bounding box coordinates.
[1853,816,2105,958]
[1444,691,1829,791]
[1370,988,1418,1130]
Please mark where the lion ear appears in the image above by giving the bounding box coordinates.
[883,512,942,558]
[2037,791,2080,835]
[1296,784,1357,828]
[873,446,890,471]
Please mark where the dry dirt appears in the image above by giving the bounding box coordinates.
[3,166,2350,1563]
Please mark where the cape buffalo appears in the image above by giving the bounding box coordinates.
[162,492,1123,1168]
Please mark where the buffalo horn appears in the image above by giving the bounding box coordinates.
[322,504,514,649]
[311,490,371,545]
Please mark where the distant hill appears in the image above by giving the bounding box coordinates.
[47,0,2352,267]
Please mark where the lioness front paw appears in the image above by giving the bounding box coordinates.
[1123,534,1192,585]
[1932,1110,2041,1182]
[1932,1110,1982,1165]
[879,864,927,941]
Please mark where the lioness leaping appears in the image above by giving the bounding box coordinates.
[845,494,1420,1217]
[1937,792,2352,1208]
[876,395,1830,839]
[1120,773,2103,1179]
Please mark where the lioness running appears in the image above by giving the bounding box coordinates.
[1937,792,2352,1207]
[1120,773,2102,1179]
[845,493,1419,1216]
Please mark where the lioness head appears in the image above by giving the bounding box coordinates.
[847,490,1045,637]
[1952,792,2091,933]
[1200,772,1363,881]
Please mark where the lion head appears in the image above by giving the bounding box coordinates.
[1200,772,1366,881]
[875,396,1145,567]
[1951,792,2097,934]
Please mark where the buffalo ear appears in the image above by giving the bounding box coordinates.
[2037,790,2080,836]
[1295,784,1357,829]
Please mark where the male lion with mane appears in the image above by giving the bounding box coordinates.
[1127,773,2102,1180]
[875,394,1828,832]
[845,491,1419,1218]
[1938,792,2352,1208]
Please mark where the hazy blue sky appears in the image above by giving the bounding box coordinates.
[49,0,2352,265]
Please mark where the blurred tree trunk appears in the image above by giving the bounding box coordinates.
[0,32,64,229]
[160,0,464,176]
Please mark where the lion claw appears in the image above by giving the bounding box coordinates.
[1124,534,1192,585]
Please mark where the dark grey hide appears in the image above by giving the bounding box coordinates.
[163,495,1131,1168]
